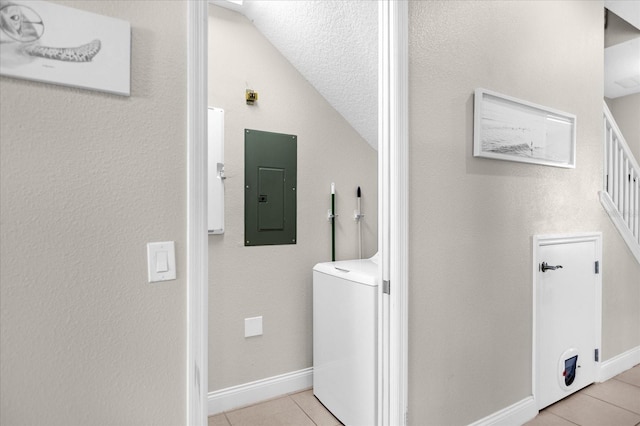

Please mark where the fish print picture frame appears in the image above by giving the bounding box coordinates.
[473,88,576,168]
[0,0,130,96]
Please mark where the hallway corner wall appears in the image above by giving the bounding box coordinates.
[407,1,639,424]
[0,1,188,424]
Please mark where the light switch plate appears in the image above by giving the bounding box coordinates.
[147,241,176,282]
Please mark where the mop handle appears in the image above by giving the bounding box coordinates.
[357,186,362,259]
[331,183,336,261]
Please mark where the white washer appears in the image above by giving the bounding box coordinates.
[313,256,378,426]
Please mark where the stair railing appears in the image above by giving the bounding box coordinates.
[600,101,640,264]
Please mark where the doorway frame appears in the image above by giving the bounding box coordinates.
[532,232,603,411]
[187,1,209,425]
[187,1,409,424]
[378,2,409,425]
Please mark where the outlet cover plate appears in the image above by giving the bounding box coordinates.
[245,316,263,337]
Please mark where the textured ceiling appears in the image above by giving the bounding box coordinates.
[215,0,379,150]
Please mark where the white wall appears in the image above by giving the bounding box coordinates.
[408,1,639,424]
[0,1,187,425]
[606,93,640,160]
[207,6,377,391]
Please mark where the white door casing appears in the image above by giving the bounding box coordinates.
[378,1,409,425]
[187,1,209,425]
[189,1,409,425]
[533,233,602,411]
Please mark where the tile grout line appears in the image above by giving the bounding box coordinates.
[222,412,232,426]
[288,394,320,426]
[579,393,640,417]
[613,376,640,389]
[541,389,639,426]
[543,410,582,426]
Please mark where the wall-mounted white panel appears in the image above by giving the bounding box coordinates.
[208,107,225,234]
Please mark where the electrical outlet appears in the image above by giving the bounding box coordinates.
[245,316,263,337]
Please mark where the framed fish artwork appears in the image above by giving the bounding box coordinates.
[0,0,130,96]
[474,88,576,168]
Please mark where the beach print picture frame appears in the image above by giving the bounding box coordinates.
[0,0,130,96]
[473,88,576,168]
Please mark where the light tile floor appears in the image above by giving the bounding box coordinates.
[525,364,640,426]
[209,364,640,426]
[208,389,342,426]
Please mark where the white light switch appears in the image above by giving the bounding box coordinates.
[245,316,263,338]
[147,241,176,282]
[156,251,169,272]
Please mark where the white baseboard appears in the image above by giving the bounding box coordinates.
[598,346,640,383]
[208,367,313,415]
[467,396,538,426]
[206,350,640,419]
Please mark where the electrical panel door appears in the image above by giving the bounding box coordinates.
[245,129,297,246]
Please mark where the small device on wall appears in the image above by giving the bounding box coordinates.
[146,241,176,283]
[244,129,297,246]
[246,89,258,105]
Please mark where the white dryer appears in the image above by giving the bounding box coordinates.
[313,256,378,426]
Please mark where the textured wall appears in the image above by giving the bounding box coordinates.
[0,1,187,424]
[207,6,377,391]
[606,93,640,160]
[408,1,638,424]
[602,93,640,359]
[601,219,640,360]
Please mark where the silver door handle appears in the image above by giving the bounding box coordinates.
[541,262,563,272]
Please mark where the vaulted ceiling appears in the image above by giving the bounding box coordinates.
[211,0,378,150]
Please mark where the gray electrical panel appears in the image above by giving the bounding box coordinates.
[245,129,297,246]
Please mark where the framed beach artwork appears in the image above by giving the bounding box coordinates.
[0,0,130,96]
[473,88,576,168]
